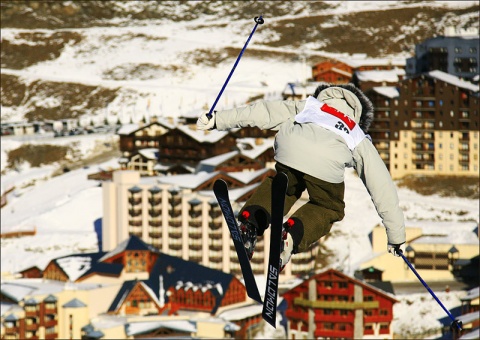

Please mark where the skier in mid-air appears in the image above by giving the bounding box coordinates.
[197,83,406,271]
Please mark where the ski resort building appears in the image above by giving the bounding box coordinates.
[366,70,479,179]
[102,168,319,279]
[1,235,249,339]
[360,223,479,282]
[283,268,398,339]
[406,30,479,81]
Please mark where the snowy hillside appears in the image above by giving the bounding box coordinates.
[1,1,479,338]
[1,1,478,124]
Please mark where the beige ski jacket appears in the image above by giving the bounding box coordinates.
[215,99,406,245]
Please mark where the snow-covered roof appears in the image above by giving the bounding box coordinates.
[372,86,400,98]
[337,55,406,68]
[236,137,274,159]
[126,320,196,336]
[56,256,92,282]
[138,148,159,160]
[198,151,238,167]
[356,69,401,82]
[117,124,138,135]
[99,236,157,263]
[227,168,270,184]
[176,125,229,143]
[461,286,479,301]
[460,327,480,340]
[428,70,479,92]
[157,171,219,189]
[410,230,478,245]
[217,303,262,321]
[223,183,261,202]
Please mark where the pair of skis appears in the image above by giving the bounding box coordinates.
[213,173,287,328]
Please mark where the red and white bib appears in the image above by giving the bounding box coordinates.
[295,96,366,150]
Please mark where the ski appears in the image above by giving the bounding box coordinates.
[262,172,288,328]
[213,179,262,304]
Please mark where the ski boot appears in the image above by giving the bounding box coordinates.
[238,211,258,260]
[279,218,295,272]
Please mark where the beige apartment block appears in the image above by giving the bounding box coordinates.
[1,280,121,340]
[102,170,312,279]
[361,224,479,282]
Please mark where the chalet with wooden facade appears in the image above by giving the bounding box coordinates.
[283,268,398,339]
[118,120,174,158]
[352,69,405,92]
[311,55,405,84]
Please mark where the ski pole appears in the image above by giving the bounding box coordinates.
[399,250,463,332]
[206,15,264,119]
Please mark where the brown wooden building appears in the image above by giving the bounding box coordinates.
[366,70,479,178]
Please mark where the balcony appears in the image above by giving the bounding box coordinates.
[209,210,222,218]
[149,220,161,227]
[148,198,162,206]
[209,232,222,240]
[190,256,202,263]
[149,230,161,238]
[129,230,142,238]
[294,298,379,310]
[43,319,57,328]
[169,208,182,217]
[189,243,202,251]
[169,231,182,239]
[189,221,202,228]
[209,222,222,230]
[128,220,142,227]
[169,243,182,251]
[210,243,222,251]
[286,310,308,320]
[149,209,161,217]
[128,197,142,205]
[128,209,142,217]
[209,256,223,263]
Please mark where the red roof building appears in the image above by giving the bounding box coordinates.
[283,268,398,339]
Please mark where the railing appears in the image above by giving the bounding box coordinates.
[294,298,379,310]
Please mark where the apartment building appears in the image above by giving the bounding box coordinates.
[406,32,479,80]
[360,222,479,282]
[366,70,479,179]
[102,169,319,279]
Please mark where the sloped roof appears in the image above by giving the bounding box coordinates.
[175,125,229,143]
[371,86,400,98]
[148,252,237,314]
[108,280,162,313]
[427,70,479,92]
[99,235,159,263]
[53,251,106,282]
[356,69,401,82]
[126,320,196,336]
[157,171,220,189]
[63,298,87,308]
[286,268,398,302]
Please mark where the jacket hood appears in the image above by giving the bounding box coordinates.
[313,83,374,132]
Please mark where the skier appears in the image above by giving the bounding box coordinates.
[197,83,406,271]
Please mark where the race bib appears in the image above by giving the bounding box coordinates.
[295,96,366,150]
